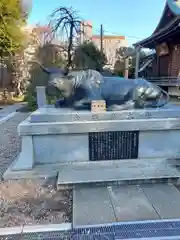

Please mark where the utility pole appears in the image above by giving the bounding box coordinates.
[100,24,103,54]
[135,46,141,79]
[124,57,129,79]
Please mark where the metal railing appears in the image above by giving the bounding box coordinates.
[147,76,180,86]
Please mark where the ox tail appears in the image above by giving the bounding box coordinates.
[143,85,170,108]
[156,86,170,108]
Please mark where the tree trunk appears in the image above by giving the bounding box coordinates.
[66,23,74,72]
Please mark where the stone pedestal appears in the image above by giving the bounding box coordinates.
[12,105,180,169]
[36,86,46,108]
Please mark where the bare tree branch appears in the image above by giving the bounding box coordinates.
[46,6,83,72]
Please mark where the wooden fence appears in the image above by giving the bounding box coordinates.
[0,63,13,89]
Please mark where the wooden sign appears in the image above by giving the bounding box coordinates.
[89,131,139,161]
[91,100,106,112]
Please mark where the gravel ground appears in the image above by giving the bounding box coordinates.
[0,113,72,228]
[0,113,29,179]
[0,178,72,227]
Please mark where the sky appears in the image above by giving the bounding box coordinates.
[28,0,166,45]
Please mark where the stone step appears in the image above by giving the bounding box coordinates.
[141,184,180,219]
[73,186,116,226]
[57,159,180,186]
[73,183,180,227]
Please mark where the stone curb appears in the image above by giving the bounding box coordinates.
[0,226,23,236]
[0,223,72,236]
[0,112,17,124]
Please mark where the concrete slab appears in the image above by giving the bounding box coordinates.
[0,103,26,115]
[73,183,180,227]
[141,183,180,219]
[4,157,180,184]
[57,159,180,185]
[108,185,159,221]
[3,157,60,180]
[73,186,116,226]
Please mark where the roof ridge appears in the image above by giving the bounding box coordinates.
[134,16,180,47]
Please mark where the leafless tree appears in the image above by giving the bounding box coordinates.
[48,7,83,73]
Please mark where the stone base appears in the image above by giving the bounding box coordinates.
[56,158,180,186]
[9,105,180,183]
[30,104,180,123]
[3,155,59,180]
[3,157,180,187]
[16,106,180,166]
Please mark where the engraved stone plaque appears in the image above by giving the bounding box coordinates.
[89,131,139,161]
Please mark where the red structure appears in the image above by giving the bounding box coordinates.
[134,0,180,93]
[32,25,53,45]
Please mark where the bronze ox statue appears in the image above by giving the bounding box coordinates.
[37,64,169,110]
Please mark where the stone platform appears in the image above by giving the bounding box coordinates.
[73,183,180,226]
[30,103,180,123]
[56,158,180,186]
[4,158,180,184]
[3,105,180,182]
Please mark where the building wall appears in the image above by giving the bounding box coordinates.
[79,21,93,43]
[153,42,180,78]
[80,21,128,67]
[158,55,169,76]
[170,44,180,76]
[152,58,158,76]
[92,35,128,67]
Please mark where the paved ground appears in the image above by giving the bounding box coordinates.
[0,103,27,125]
[0,102,26,116]
[0,112,29,179]
[73,183,180,227]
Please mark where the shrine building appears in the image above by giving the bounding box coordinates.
[134,0,180,96]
